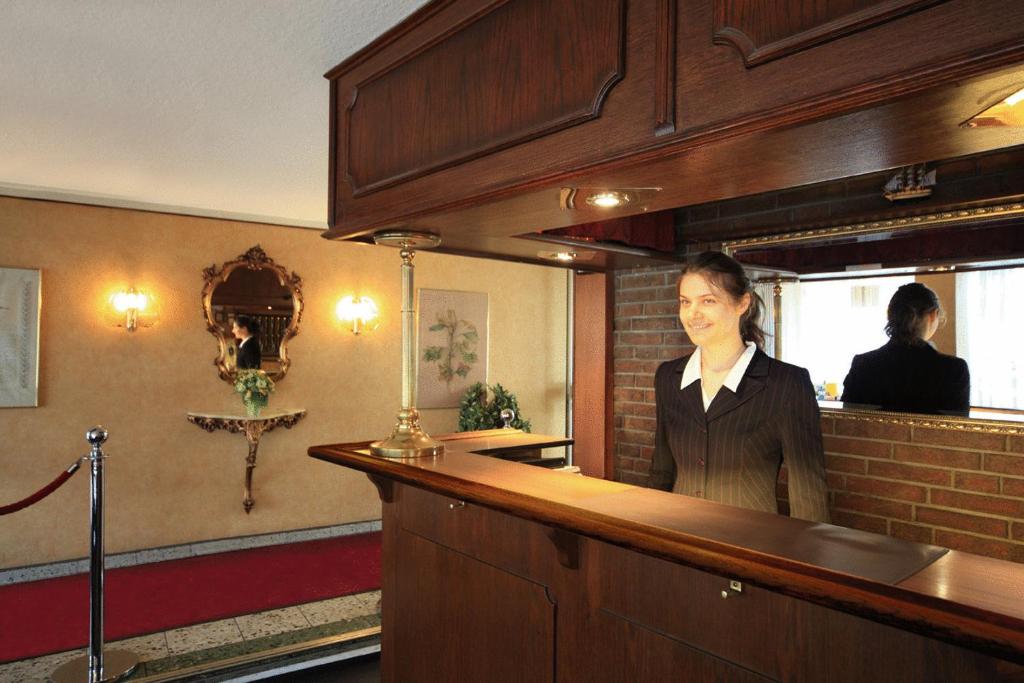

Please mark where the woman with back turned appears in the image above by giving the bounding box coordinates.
[841,282,970,415]
[651,252,830,523]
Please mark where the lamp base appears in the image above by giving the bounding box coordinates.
[370,408,445,459]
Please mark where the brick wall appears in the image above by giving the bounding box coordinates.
[613,266,1024,563]
[614,268,691,485]
[803,417,1023,562]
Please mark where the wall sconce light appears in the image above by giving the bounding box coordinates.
[336,295,379,334]
[110,287,155,332]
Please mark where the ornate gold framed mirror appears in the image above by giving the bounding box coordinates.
[201,245,304,384]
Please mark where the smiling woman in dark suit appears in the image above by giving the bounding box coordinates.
[650,252,830,523]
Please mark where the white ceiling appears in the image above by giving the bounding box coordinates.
[0,0,430,228]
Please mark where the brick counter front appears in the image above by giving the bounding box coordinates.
[613,266,1024,564]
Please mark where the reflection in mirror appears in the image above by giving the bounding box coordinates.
[201,245,304,384]
[726,203,1024,421]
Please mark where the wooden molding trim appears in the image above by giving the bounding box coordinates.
[721,199,1024,253]
[368,474,396,503]
[824,406,1024,436]
[654,0,678,136]
[712,0,948,67]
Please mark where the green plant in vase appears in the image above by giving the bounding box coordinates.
[457,382,531,432]
[234,369,275,417]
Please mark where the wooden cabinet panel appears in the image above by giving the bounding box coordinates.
[676,0,1024,137]
[324,1,1024,253]
[712,0,948,66]
[397,483,556,583]
[327,0,664,235]
[592,540,827,681]
[825,608,1010,683]
[586,610,777,682]
[346,0,624,196]
[392,530,555,682]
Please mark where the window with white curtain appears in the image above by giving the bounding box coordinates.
[780,276,913,397]
[955,268,1024,410]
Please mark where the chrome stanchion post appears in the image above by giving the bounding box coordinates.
[51,427,138,683]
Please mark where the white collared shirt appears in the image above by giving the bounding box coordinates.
[680,342,757,411]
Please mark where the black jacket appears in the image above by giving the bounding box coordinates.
[651,349,830,523]
[236,336,262,370]
[841,340,970,416]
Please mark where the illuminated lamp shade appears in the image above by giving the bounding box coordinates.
[110,287,157,332]
[336,295,379,334]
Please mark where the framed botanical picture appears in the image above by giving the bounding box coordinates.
[417,288,488,409]
[0,267,41,408]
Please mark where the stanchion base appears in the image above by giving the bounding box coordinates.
[51,649,139,683]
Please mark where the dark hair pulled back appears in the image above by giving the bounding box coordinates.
[678,251,766,349]
[885,283,941,345]
[234,314,260,336]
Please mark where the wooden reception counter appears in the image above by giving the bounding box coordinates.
[309,432,1024,682]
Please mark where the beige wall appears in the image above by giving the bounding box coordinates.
[0,197,567,568]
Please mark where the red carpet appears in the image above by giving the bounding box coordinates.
[0,532,381,663]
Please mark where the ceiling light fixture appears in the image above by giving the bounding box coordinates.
[560,187,660,210]
[586,191,630,209]
[962,85,1024,127]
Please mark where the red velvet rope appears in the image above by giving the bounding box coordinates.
[0,461,82,515]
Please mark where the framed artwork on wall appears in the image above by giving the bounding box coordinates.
[417,288,488,409]
[0,267,41,408]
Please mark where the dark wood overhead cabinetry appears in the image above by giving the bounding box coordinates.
[324,0,1024,268]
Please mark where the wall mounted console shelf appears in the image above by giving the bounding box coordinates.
[187,409,306,513]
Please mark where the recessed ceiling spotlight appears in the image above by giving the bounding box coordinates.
[586,191,630,209]
[537,250,595,263]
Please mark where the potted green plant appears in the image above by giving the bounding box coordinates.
[457,382,531,432]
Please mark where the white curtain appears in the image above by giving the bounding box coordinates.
[753,281,776,356]
[956,269,1024,410]
[780,277,911,394]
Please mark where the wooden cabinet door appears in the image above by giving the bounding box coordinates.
[668,0,1024,139]
[584,610,778,682]
[327,0,665,235]
[589,540,827,682]
[389,529,555,683]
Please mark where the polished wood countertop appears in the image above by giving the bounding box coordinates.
[309,433,1024,663]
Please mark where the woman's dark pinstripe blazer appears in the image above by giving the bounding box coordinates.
[650,348,830,523]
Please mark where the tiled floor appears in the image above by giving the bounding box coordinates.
[0,590,381,683]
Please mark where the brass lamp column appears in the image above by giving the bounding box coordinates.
[370,230,445,458]
[773,279,784,360]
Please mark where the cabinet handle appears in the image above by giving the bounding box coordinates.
[720,580,743,599]
[448,500,466,510]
